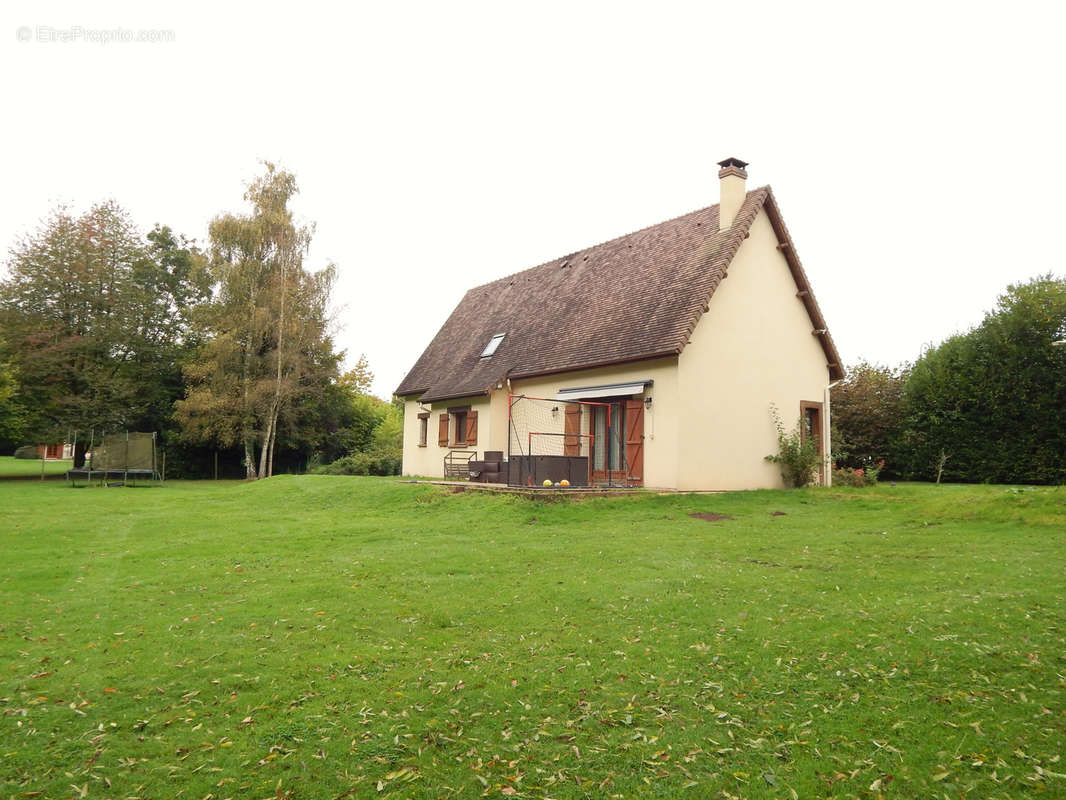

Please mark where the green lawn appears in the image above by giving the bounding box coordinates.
[0,455,72,478]
[1,478,1063,799]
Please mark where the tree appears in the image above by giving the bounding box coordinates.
[899,275,1066,483]
[311,371,400,465]
[371,401,403,452]
[339,354,374,395]
[175,164,340,478]
[0,203,209,445]
[0,339,27,452]
[830,361,908,474]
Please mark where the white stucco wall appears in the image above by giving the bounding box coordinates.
[675,209,831,490]
[401,394,495,478]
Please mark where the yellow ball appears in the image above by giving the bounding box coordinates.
[542,479,553,487]
[559,479,570,487]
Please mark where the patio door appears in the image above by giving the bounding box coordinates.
[590,399,644,485]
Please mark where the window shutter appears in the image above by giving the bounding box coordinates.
[624,399,644,483]
[438,413,449,447]
[466,410,478,446]
[564,404,581,456]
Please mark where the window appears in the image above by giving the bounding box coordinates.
[800,401,824,483]
[445,406,477,447]
[417,413,429,447]
[803,409,817,439]
[800,402,822,448]
[480,333,506,358]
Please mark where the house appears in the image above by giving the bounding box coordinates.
[37,442,73,460]
[395,159,843,490]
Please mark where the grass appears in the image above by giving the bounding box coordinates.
[1,478,1063,799]
[0,455,72,478]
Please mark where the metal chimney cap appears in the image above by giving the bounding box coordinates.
[717,157,749,169]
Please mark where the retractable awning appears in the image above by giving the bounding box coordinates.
[555,380,652,401]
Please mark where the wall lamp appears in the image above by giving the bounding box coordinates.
[644,396,653,408]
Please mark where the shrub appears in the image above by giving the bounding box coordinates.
[833,467,864,487]
[314,449,401,477]
[13,445,39,459]
[765,405,820,488]
[832,460,884,487]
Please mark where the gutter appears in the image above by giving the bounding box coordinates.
[417,389,491,405]
[824,378,844,487]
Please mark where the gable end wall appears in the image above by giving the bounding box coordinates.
[675,209,831,490]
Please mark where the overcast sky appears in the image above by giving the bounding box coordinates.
[2,1,1064,397]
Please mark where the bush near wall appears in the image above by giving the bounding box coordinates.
[765,405,820,488]
[13,445,38,459]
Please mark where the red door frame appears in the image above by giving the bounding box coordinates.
[590,399,644,486]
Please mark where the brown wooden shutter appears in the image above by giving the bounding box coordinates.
[438,413,449,447]
[466,410,478,446]
[624,399,644,484]
[564,404,581,456]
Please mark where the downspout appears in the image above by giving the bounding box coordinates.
[824,379,844,486]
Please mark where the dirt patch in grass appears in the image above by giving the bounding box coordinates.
[746,558,834,572]
[689,512,733,522]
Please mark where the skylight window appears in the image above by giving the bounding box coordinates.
[480,333,505,358]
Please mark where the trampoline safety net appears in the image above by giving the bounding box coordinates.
[93,432,157,471]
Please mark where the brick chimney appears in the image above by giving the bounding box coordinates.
[717,157,748,230]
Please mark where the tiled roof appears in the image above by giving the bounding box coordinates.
[396,186,843,402]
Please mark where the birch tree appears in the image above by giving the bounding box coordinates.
[175,164,338,478]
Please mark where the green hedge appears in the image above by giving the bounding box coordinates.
[899,275,1066,484]
[313,449,401,477]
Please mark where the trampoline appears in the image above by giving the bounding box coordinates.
[66,431,160,487]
